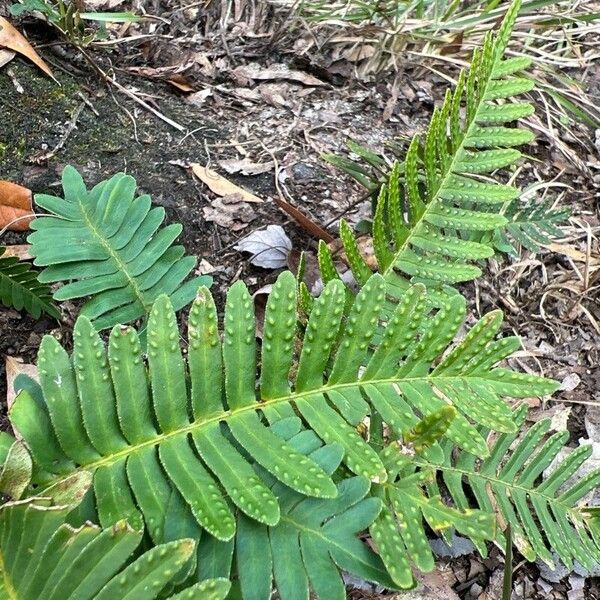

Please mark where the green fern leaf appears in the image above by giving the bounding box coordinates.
[420,404,600,572]
[0,247,59,319]
[317,0,565,311]
[232,420,395,600]
[3,273,557,555]
[493,198,569,257]
[27,166,211,330]
[371,468,495,588]
[0,498,230,600]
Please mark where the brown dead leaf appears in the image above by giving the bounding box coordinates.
[543,242,600,266]
[192,164,263,203]
[167,75,195,92]
[0,180,34,231]
[5,357,39,436]
[274,195,333,243]
[202,195,257,231]
[0,17,54,80]
[2,245,32,260]
[0,48,15,68]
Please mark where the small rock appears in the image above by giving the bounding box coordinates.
[431,536,476,558]
[466,583,483,600]
[291,162,316,180]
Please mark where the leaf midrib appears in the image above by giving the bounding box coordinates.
[382,45,500,280]
[79,202,150,313]
[39,374,501,491]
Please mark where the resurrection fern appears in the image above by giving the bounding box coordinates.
[316,0,566,309]
[0,498,230,600]
[492,197,569,257]
[370,403,600,588]
[28,166,211,331]
[0,247,59,319]
[3,273,555,567]
[431,404,600,571]
[228,418,394,599]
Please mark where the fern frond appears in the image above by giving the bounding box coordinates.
[28,166,211,330]
[369,408,495,588]
[423,404,600,572]
[492,198,569,257]
[0,498,230,600]
[370,403,600,588]
[230,418,395,599]
[318,0,567,309]
[3,273,556,552]
[0,247,59,319]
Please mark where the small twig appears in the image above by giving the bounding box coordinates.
[0,214,45,237]
[260,141,334,244]
[502,524,513,600]
[76,45,185,132]
[33,101,86,163]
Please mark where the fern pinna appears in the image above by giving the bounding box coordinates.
[492,197,569,257]
[0,498,230,600]
[0,247,58,319]
[28,166,211,331]
[318,0,552,309]
[1,269,564,596]
[372,403,600,588]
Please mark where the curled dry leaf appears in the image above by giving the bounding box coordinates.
[219,158,274,176]
[0,180,34,232]
[191,163,263,203]
[202,195,257,231]
[234,225,292,269]
[1,245,32,260]
[5,357,38,438]
[0,17,54,80]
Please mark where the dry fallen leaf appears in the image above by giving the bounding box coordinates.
[0,180,34,231]
[544,242,600,266]
[234,225,292,269]
[192,163,263,203]
[231,63,328,87]
[5,357,39,437]
[0,48,15,68]
[2,245,32,260]
[219,158,274,176]
[0,17,55,80]
[202,195,258,231]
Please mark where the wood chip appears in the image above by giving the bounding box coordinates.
[192,163,263,203]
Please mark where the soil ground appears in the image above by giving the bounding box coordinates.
[0,2,599,598]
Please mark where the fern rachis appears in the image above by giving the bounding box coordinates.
[5,270,554,552]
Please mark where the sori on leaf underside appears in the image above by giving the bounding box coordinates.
[313,0,568,313]
[0,494,230,600]
[1,269,596,598]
